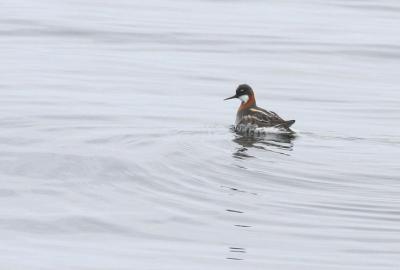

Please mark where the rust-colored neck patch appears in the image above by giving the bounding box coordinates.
[238,94,256,111]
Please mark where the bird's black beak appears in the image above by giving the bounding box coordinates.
[224,94,237,101]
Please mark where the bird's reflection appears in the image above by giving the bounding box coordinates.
[232,130,295,159]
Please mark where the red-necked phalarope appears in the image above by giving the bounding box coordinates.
[225,84,295,134]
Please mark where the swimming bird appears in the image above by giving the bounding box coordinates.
[225,84,295,134]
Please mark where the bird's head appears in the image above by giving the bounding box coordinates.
[224,84,255,104]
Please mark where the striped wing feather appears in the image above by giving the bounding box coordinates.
[238,108,288,127]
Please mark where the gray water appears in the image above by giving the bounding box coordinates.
[1,0,400,269]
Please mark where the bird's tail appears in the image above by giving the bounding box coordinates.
[275,120,295,129]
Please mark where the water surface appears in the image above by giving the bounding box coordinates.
[1,0,400,269]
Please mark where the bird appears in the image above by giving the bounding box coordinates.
[224,84,295,134]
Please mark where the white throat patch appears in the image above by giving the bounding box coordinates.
[239,95,249,103]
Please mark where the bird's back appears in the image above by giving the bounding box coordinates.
[236,105,295,133]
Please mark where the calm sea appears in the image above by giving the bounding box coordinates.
[1,0,400,269]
